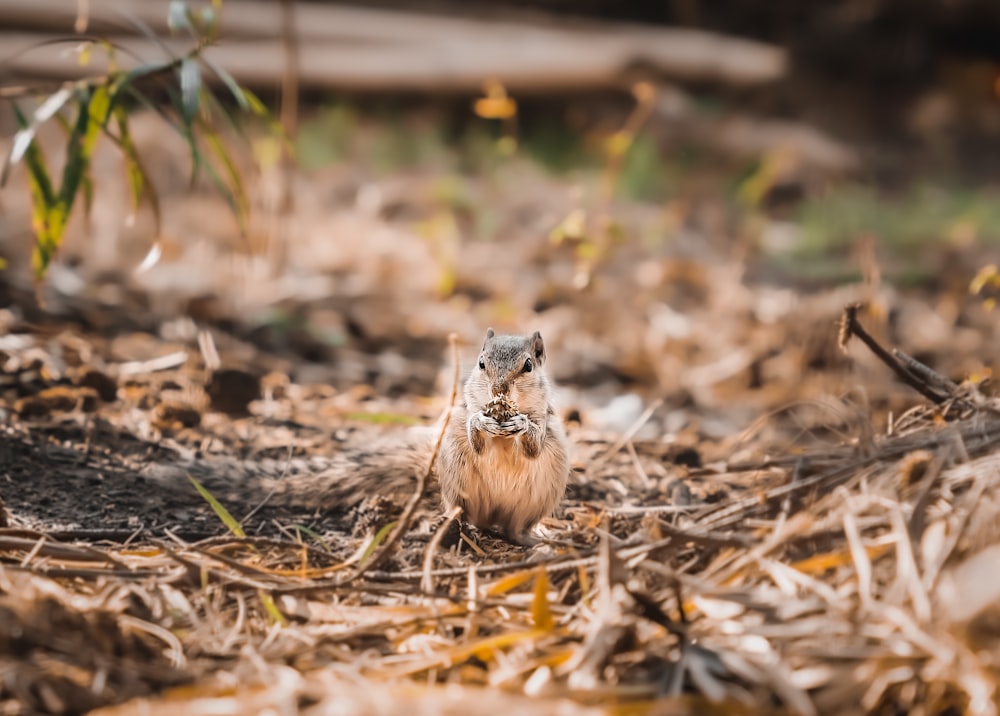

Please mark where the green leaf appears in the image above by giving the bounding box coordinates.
[289,524,335,554]
[187,473,246,537]
[1,88,73,186]
[199,115,249,232]
[12,105,60,279]
[258,591,287,625]
[54,88,95,233]
[202,55,248,111]
[194,4,219,41]
[80,173,95,219]
[197,83,246,142]
[11,106,55,207]
[167,0,192,32]
[241,88,269,117]
[109,62,170,109]
[83,85,111,155]
[241,87,291,149]
[163,84,202,188]
[121,83,185,136]
[112,104,161,233]
[359,521,397,566]
[179,58,201,122]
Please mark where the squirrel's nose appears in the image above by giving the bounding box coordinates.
[491,381,509,396]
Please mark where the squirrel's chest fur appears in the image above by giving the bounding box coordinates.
[437,407,568,538]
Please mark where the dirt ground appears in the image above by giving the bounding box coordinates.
[3,109,1000,714]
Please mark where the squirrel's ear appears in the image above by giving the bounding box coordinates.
[483,327,495,348]
[531,331,545,363]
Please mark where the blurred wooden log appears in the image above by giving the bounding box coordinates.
[0,0,786,92]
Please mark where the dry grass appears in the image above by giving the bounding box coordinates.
[3,387,1000,714]
[3,111,1000,712]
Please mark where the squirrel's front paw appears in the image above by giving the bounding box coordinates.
[471,411,507,437]
[499,414,529,436]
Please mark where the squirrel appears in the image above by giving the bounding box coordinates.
[141,328,570,545]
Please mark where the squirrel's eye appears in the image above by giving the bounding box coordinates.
[523,358,533,373]
[478,357,486,370]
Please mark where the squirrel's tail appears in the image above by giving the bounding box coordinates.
[140,427,435,513]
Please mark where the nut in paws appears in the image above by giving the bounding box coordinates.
[484,394,518,421]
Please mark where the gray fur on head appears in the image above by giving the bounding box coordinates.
[481,330,545,368]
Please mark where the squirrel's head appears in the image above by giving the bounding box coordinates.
[473,328,546,402]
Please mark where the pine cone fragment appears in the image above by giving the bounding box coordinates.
[483,394,518,421]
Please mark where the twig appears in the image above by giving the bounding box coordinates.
[116,350,189,376]
[344,333,461,582]
[892,348,959,393]
[422,505,462,594]
[599,503,697,516]
[593,396,665,466]
[656,519,752,549]
[625,440,653,489]
[838,303,948,404]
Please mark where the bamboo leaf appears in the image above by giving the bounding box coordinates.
[198,116,249,232]
[55,88,94,229]
[109,62,171,109]
[163,84,202,187]
[80,173,95,219]
[187,473,246,537]
[113,104,161,233]
[193,4,219,41]
[11,106,55,207]
[122,83,185,136]
[168,0,192,32]
[12,105,60,279]
[82,84,111,157]
[201,55,248,111]
[241,87,292,152]
[197,84,247,143]
[1,88,73,186]
[199,84,293,171]
[179,58,201,123]
[241,88,269,117]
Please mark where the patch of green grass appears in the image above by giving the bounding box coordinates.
[369,113,449,174]
[616,133,670,202]
[345,411,421,426]
[794,183,1000,257]
[188,474,245,537]
[295,103,358,170]
[518,122,596,175]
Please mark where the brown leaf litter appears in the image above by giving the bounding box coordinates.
[1,306,1000,714]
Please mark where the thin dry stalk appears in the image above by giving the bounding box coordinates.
[422,505,463,594]
[839,303,951,404]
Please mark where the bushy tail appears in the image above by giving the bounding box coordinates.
[140,428,435,513]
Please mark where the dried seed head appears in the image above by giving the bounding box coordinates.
[484,395,518,421]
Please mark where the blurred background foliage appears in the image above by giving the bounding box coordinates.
[1,0,999,304]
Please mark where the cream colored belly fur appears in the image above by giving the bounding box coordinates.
[454,436,566,537]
